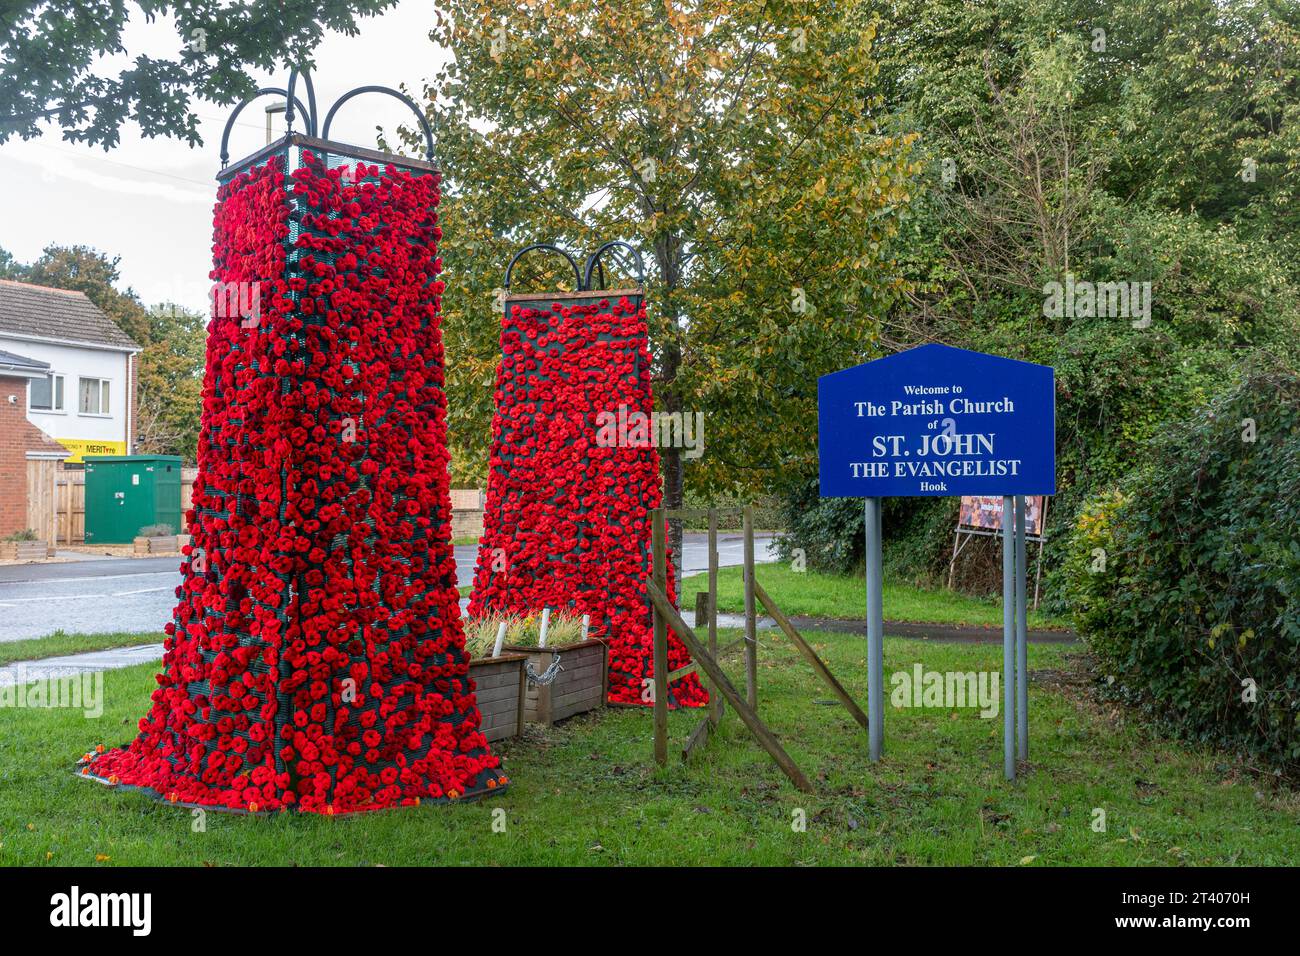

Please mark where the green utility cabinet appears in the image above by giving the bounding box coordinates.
[84,455,183,544]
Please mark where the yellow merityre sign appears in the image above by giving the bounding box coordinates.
[57,438,126,463]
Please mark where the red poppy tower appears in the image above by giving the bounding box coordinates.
[467,244,708,708]
[80,81,505,813]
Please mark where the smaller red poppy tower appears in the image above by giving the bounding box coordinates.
[468,243,708,708]
[80,75,505,813]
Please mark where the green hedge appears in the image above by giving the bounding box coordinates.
[681,491,782,531]
[773,479,959,585]
[773,478,865,574]
[1063,363,1300,773]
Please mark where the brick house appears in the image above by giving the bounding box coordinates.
[0,280,141,540]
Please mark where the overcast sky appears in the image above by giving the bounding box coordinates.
[0,1,450,313]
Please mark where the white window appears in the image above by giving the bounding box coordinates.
[29,373,65,412]
[78,377,111,415]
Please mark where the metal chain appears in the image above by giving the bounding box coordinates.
[525,655,564,686]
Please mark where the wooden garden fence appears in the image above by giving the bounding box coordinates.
[647,505,869,794]
[43,467,197,545]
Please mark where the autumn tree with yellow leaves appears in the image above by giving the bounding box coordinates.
[418,0,919,557]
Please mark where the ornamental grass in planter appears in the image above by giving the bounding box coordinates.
[459,616,530,742]
[466,612,608,725]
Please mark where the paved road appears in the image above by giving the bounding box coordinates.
[0,555,182,584]
[0,534,777,642]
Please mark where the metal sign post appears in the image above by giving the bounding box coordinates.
[1002,496,1016,780]
[817,344,1055,778]
[865,497,884,761]
[1015,495,1029,763]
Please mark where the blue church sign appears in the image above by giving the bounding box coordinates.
[818,344,1055,498]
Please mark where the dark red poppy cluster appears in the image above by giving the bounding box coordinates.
[467,292,708,708]
[83,149,505,813]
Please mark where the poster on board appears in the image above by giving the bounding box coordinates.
[958,495,1046,537]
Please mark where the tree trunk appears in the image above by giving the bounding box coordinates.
[662,426,684,589]
[658,326,685,589]
[652,231,686,589]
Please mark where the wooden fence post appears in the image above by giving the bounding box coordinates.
[651,509,669,766]
[743,504,757,709]
[708,508,722,726]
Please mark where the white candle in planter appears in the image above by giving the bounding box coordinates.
[538,607,551,648]
[492,621,508,658]
[581,614,590,641]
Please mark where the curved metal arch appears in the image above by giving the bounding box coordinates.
[285,65,319,136]
[583,240,645,291]
[321,85,435,163]
[220,88,313,168]
[503,243,584,292]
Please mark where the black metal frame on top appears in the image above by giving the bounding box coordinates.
[219,65,435,172]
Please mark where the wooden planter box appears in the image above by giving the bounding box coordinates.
[505,639,608,724]
[0,539,47,561]
[133,535,179,555]
[468,653,527,742]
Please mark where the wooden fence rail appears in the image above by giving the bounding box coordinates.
[754,580,870,734]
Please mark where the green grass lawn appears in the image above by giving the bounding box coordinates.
[682,565,1070,630]
[1,628,1293,866]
